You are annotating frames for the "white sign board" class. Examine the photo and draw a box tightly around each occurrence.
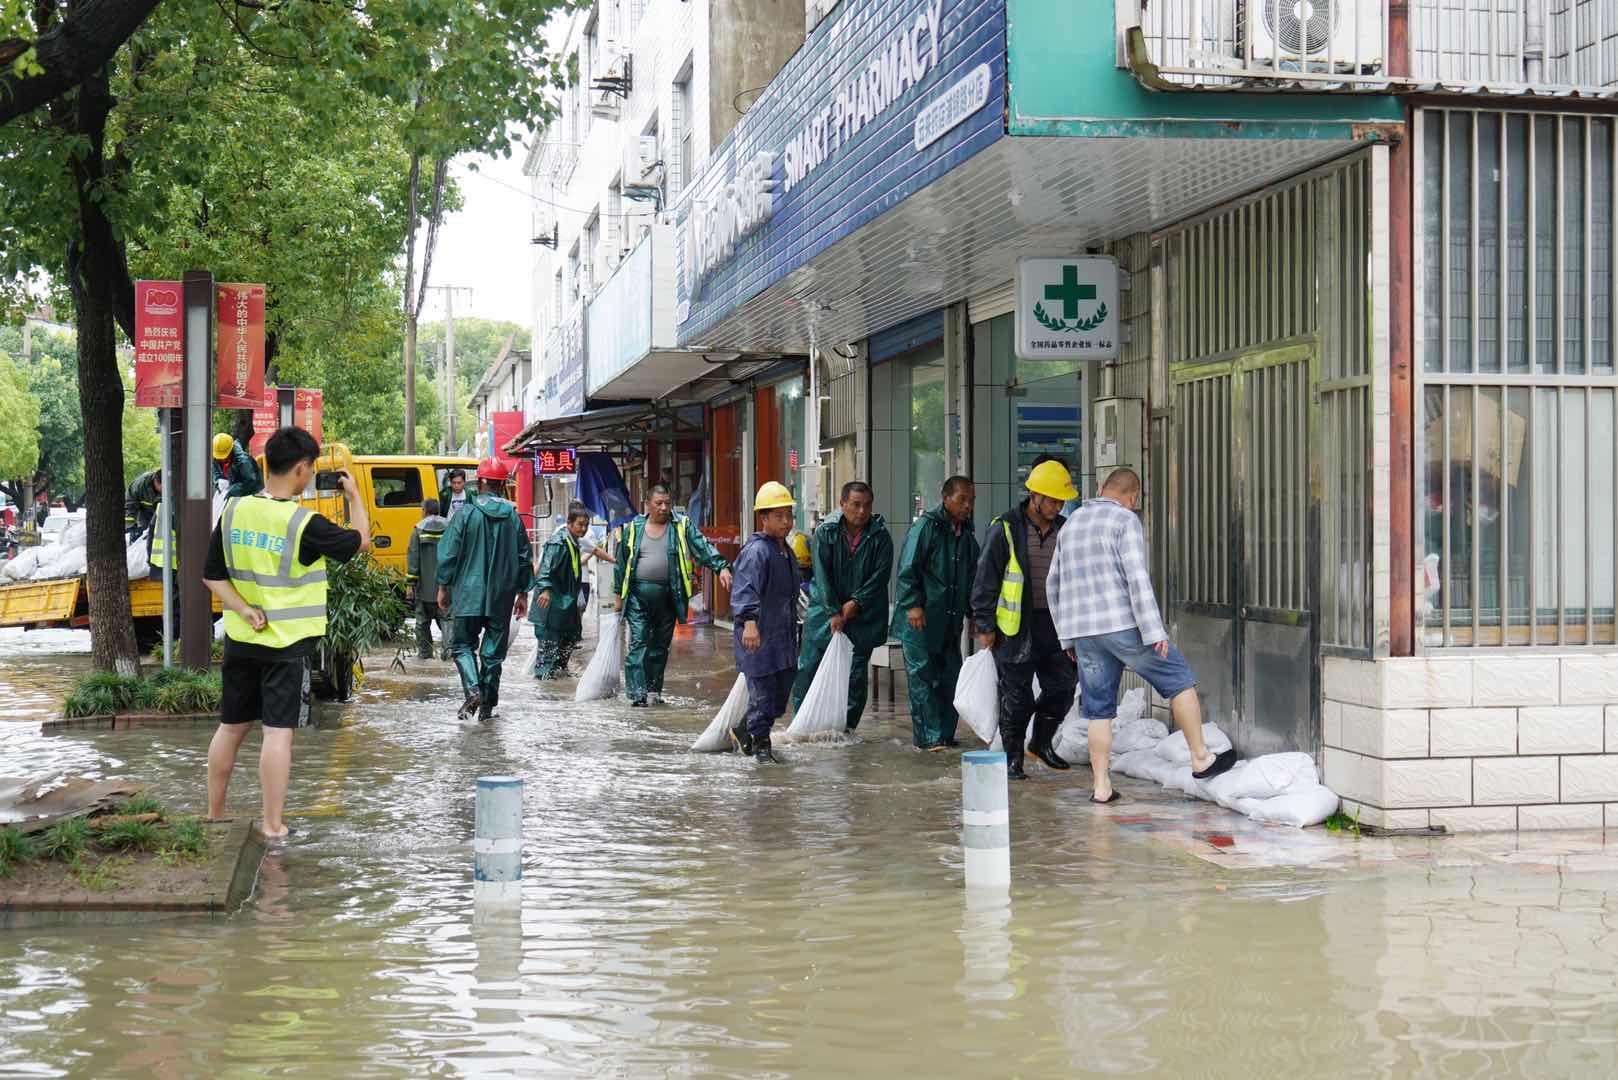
[1015,256,1119,361]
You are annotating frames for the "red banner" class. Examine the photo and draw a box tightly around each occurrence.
[215,283,267,409]
[248,401,279,457]
[492,411,524,465]
[294,388,323,443]
[133,280,183,408]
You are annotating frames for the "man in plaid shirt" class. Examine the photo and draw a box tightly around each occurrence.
[1048,467,1236,802]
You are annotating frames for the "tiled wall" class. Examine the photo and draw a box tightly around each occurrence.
[1323,654,1618,831]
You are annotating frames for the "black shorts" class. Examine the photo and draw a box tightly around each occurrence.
[221,652,312,729]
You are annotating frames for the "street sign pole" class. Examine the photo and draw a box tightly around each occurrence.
[159,408,174,669]
[180,270,215,670]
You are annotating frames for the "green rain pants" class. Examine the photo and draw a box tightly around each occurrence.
[791,638,873,731]
[624,580,678,702]
[451,615,512,713]
[532,625,581,679]
[900,637,962,748]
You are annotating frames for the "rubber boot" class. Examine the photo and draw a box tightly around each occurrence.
[754,736,780,764]
[1006,752,1028,781]
[729,722,754,755]
[1029,743,1071,770]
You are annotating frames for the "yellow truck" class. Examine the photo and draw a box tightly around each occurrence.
[0,575,219,649]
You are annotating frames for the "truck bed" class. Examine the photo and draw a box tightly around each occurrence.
[0,575,215,629]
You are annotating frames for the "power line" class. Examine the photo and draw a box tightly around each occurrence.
[461,164,659,219]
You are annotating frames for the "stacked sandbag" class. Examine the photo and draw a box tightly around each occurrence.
[1109,738,1338,828]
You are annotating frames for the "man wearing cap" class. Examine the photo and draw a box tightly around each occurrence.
[436,458,532,723]
[612,482,732,707]
[213,434,264,499]
[728,481,802,763]
[970,459,1080,781]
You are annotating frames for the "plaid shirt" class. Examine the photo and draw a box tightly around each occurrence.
[1047,496,1167,646]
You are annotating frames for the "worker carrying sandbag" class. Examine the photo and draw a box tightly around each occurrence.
[728,481,803,764]
[969,457,1080,781]
[529,501,591,679]
[889,476,980,751]
[790,481,892,734]
[213,433,264,499]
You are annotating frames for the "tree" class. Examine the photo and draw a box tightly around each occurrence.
[0,0,162,126]
[1,0,572,672]
[417,317,526,395]
[0,351,40,482]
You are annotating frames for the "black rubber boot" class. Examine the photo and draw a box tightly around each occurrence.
[1030,743,1071,770]
[729,722,754,755]
[753,736,781,764]
[457,691,481,723]
[1006,752,1028,781]
[630,698,649,708]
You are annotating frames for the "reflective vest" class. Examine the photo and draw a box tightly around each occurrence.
[220,494,328,648]
[149,525,175,570]
[995,518,1024,637]
[560,533,581,579]
[618,518,694,598]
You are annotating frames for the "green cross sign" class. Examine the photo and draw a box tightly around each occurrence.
[1043,264,1096,319]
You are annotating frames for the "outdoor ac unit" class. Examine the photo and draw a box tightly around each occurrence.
[1235,0,1383,73]
[531,206,554,242]
[636,135,661,179]
[590,87,621,120]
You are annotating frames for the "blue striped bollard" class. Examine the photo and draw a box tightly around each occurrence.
[961,751,1011,888]
[474,775,523,905]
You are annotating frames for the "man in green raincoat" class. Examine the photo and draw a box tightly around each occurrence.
[889,476,979,750]
[791,481,893,732]
[529,502,590,678]
[612,483,732,706]
[436,458,532,722]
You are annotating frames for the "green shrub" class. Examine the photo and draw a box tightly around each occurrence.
[95,818,161,853]
[149,671,221,714]
[115,793,165,818]
[62,671,146,718]
[161,817,209,859]
[38,817,91,862]
[0,825,37,875]
[62,669,222,718]
[325,552,410,656]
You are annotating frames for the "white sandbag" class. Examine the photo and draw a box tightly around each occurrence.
[953,649,999,746]
[785,631,852,740]
[1205,752,1319,804]
[48,547,86,579]
[1115,687,1147,723]
[125,539,150,580]
[2,549,39,580]
[1112,717,1170,755]
[60,521,87,550]
[212,489,226,526]
[26,547,66,581]
[987,718,1035,754]
[1052,717,1090,765]
[1235,784,1340,828]
[1155,722,1233,763]
[693,673,748,752]
[574,611,622,702]
[1110,748,1167,782]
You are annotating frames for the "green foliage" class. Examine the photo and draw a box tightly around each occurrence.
[159,817,208,861]
[0,352,41,482]
[1324,808,1362,837]
[62,671,147,717]
[38,817,91,862]
[95,817,161,852]
[62,669,221,717]
[115,793,165,818]
[324,552,410,656]
[0,825,37,876]
[416,318,527,400]
[69,856,121,891]
[149,670,222,714]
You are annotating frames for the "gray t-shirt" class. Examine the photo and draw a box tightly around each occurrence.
[636,527,670,583]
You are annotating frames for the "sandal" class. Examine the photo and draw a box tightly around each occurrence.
[1192,747,1239,781]
[1090,790,1123,805]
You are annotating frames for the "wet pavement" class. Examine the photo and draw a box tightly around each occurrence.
[5,620,1618,1076]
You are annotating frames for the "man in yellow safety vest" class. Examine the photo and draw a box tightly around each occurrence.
[203,425,370,842]
[970,459,1080,781]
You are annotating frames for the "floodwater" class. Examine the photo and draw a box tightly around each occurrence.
[5,623,1618,1076]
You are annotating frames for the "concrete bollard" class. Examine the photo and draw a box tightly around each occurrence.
[474,775,523,905]
[961,750,1011,888]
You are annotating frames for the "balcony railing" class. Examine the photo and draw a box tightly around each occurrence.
[1125,1,1618,97]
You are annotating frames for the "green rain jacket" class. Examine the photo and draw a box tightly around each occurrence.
[213,442,263,499]
[528,530,583,634]
[803,512,894,654]
[435,493,534,619]
[611,513,729,623]
[888,505,981,654]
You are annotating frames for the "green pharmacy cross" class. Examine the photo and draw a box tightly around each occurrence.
[1043,265,1096,320]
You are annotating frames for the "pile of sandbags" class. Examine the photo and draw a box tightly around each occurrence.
[2,522,91,583]
[1111,728,1338,827]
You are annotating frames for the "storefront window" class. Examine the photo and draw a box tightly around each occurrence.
[774,376,807,531]
[909,355,946,521]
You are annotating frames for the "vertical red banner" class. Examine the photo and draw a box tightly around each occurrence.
[133,280,184,408]
[294,388,323,443]
[215,283,267,409]
[248,402,279,457]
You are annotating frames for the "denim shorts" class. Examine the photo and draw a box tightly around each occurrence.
[1075,628,1197,720]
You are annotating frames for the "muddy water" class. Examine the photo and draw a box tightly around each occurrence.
[3,625,1618,1076]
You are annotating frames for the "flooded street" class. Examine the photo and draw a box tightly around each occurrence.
[5,625,1618,1076]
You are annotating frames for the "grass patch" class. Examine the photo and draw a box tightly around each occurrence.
[1324,807,1363,837]
[69,855,123,892]
[94,817,162,853]
[37,817,91,862]
[0,826,37,877]
[147,638,224,664]
[157,818,209,862]
[114,793,165,817]
[61,668,221,718]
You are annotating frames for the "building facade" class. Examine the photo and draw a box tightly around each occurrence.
[519,0,1618,830]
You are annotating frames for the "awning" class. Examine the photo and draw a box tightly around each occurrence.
[503,402,708,456]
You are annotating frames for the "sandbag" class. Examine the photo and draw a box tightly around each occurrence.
[1235,784,1340,828]
[1116,687,1147,723]
[574,612,622,702]
[2,549,40,581]
[785,631,852,740]
[1204,753,1318,804]
[1155,722,1233,763]
[60,521,87,550]
[50,547,86,579]
[1110,748,1166,782]
[1052,717,1089,765]
[125,539,150,581]
[693,673,747,752]
[1112,717,1170,755]
[953,649,999,746]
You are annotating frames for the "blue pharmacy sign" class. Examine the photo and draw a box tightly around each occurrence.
[674,0,1006,345]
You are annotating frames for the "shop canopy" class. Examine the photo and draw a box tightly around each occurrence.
[502,402,708,457]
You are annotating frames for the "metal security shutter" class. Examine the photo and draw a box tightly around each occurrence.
[967,280,1015,324]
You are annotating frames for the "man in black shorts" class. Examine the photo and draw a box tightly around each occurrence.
[203,426,370,841]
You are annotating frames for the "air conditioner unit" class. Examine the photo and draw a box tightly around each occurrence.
[635,135,661,179]
[530,207,556,247]
[590,87,621,120]
[1236,0,1383,74]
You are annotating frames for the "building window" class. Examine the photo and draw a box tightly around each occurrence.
[567,244,581,303]
[674,68,695,196]
[774,376,808,533]
[583,212,600,294]
[607,181,623,259]
[552,270,564,325]
[909,353,946,523]
[1419,108,1617,647]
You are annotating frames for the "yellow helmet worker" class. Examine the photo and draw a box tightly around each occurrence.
[1025,459,1078,502]
[212,433,236,460]
[788,530,812,569]
[753,481,795,510]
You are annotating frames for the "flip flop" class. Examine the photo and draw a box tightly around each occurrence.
[1192,747,1239,781]
[1090,790,1123,804]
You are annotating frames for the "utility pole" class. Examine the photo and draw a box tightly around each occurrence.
[424,285,473,453]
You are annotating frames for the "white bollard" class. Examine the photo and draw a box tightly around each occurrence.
[961,750,1011,888]
[474,775,523,905]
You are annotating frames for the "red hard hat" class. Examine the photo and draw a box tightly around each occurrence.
[476,457,509,482]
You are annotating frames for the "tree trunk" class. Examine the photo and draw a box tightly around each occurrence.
[0,0,162,126]
[404,317,418,453]
[65,61,140,675]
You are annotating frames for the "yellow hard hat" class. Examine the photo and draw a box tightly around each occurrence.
[789,530,812,568]
[754,480,795,510]
[212,433,235,460]
[1026,460,1077,502]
